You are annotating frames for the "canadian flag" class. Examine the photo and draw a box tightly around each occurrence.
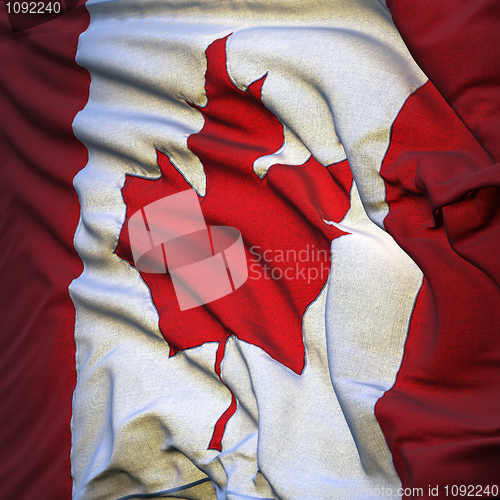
[0,1,498,499]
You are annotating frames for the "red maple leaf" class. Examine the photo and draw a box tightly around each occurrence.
[116,35,353,450]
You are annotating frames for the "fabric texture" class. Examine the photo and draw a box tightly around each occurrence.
[0,1,498,499]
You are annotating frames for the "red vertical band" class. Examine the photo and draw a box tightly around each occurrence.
[0,3,89,499]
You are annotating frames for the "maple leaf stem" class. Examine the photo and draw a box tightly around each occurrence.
[208,337,237,451]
